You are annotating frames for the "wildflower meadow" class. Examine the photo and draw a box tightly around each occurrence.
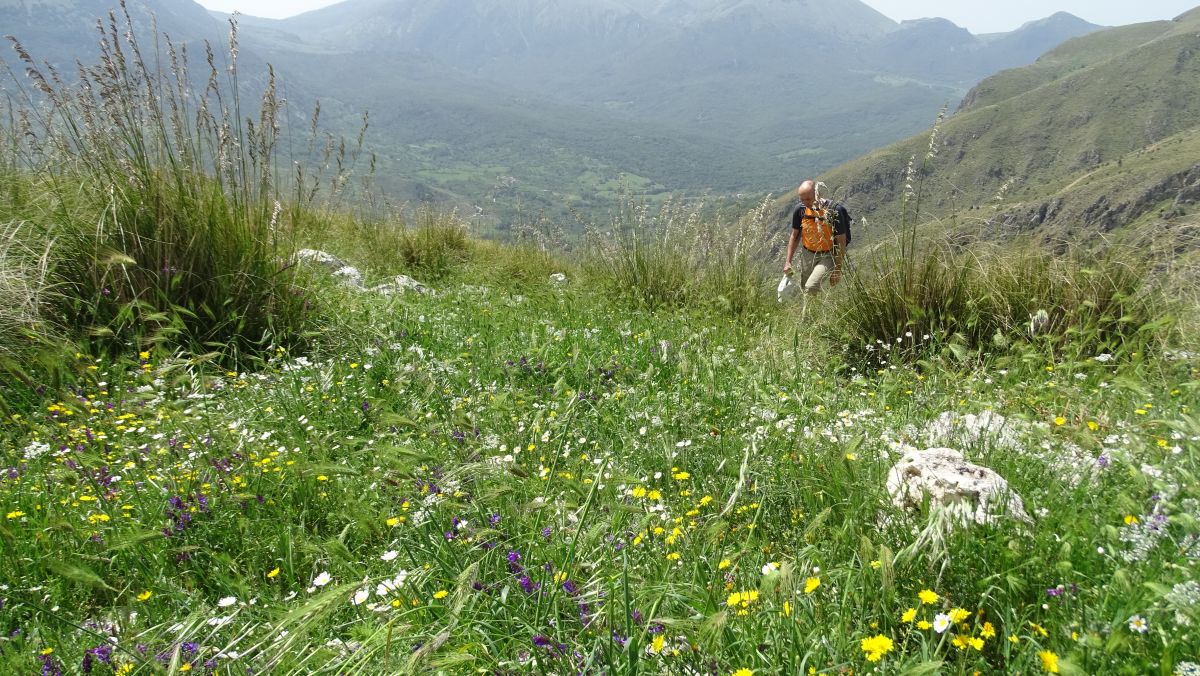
[2,275,1198,674]
[2,11,1199,676]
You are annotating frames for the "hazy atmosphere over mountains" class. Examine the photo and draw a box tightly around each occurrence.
[2,0,1182,231]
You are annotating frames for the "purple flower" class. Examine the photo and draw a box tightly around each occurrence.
[507,550,521,564]
[361,401,370,413]
[541,526,552,538]
[1046,587,1064,597]
[39,654,63,676]
[1097,455,1110,468]
[519,576,539,594]
[489,513,501,526]
[532,635,551,648]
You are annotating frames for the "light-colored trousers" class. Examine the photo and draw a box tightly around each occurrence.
[795,250,836,293]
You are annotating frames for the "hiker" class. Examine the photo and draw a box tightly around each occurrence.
[783,180,849,294]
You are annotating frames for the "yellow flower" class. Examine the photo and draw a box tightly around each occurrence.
[651,635,666,654]
[667,552,681,561]
[952,634,970,650]
[316,475,328,482]
[1030,622,1049,637]
[1039,650,1059,674]
[673,471,690,481]
[1125,515,1140,525]
[869,560,881,569]
[433,590,449,600]
[1054,416,1066,426]
[901,608,917,623]
[40,648,54,656]
[804,577,820,594]
[647,489,662,501]
[949,607,971,624]
[782,600,792,617]
[137,590,152,602]
[860,634,895,662]
[917,620,932,630]
[387,517,400,527]
[117,664,134,675]
[632,487,647,498]
[968,636,984,651]
[981,621,996,639]
[267,567,280,579]
[180,664,192,673]
[6,510,25,520]
[1087,421,1099,431]
[718,559,732,570]
[918,589,938,605]
[726,590,759,609]
[732,670,754,676]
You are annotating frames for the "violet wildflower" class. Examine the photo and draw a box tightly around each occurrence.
[39,654,63,676]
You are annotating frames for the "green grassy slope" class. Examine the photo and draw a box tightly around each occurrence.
[816,11,1200,243]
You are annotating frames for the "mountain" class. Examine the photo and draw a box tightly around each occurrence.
[816,8,1200,245]
[0,0,222,60]
[232,0,1100,219]
[3,0,1105,228]
[864,12,1103,88]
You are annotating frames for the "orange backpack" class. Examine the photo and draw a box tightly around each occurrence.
[799,205,834,253]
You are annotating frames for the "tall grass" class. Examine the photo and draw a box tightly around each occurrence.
[0,5,325,363]
[583,196,777,318]
[830,115,1176,368]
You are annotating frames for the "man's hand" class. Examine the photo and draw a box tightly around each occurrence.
[829,269,842,287]
[784,261,794,276]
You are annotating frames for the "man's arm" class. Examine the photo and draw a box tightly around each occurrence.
[785,228,800,274]
[830,233,848,286]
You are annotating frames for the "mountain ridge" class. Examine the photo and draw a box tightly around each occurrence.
[813,11,1200,246]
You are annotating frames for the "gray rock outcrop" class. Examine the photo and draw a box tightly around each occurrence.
[886,448,1031,526]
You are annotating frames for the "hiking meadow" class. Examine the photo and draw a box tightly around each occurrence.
[3,11,1200,676]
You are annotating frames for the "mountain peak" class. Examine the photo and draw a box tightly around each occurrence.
[1018,11,1100,30]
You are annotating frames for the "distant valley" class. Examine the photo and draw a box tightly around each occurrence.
[2,0,1105,230]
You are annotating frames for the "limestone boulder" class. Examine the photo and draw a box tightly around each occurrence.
[294,249,364,289]
[886,448,1031,526]
[372,275,431,296]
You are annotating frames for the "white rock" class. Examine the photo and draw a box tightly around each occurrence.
[925,411,1021,450]
[886,448,1030,526]
[372,275,430,296]
[549,272,568,287]
[293,249,364,289]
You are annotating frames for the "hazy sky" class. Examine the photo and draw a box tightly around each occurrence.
[195,0,1199,32]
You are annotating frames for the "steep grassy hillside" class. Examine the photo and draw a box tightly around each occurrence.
[817,10,1200,245]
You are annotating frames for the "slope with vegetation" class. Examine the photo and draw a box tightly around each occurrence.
[2,10,1199,676]
[820,8,1200,249]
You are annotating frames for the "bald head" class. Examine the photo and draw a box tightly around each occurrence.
[797,180,816,207]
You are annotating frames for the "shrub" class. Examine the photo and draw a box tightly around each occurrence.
[395,208,472,281]
[1,11,328,362]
